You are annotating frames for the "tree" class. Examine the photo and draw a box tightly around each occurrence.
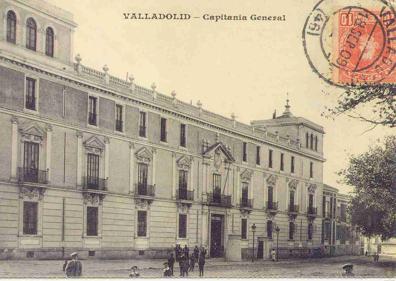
[339,136,396,239]
[325,84,396,128]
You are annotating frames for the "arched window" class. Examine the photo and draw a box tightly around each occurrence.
[6,11,17,44]
[45,27,54,57]
[26,18,37,51]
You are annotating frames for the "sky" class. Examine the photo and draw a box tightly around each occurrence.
[48,0,394,194]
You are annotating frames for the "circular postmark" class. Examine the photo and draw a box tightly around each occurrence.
[302,0,396,87]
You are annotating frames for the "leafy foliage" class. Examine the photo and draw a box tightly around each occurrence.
[325,84,396,128]
[339,136,396,239]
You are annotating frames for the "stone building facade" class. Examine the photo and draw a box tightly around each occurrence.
[0,0,327,260]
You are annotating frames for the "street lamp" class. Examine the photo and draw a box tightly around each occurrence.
[275,226,280,262]
[251,223,257,262]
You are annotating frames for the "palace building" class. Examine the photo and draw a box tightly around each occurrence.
[0,0,329,260]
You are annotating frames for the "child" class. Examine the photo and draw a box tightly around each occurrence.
[163,262,171,277]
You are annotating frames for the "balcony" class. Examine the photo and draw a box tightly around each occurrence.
[239,198,253,209]
[288,204,299,214]
[176,189,194,201]
[82,176,107,191]
[134,183,155,197]
[17,167,48,185]
[88,112,97,126]
[206,193,232,208]
[266,201,278,214]
[307,206,317,218]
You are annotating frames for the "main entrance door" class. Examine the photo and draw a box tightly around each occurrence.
[257,241,264,259]
[210,214,224,257]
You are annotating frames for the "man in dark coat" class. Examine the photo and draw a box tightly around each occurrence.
[198,251,206,277]
[178,254,185,276]
[167,253,175,276]
[183,245,189,258]
[194,246,200,260]
[65,252,82,277]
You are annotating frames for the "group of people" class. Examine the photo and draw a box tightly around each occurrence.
[163,245,207,277]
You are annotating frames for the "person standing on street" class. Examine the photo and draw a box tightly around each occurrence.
[198,250,206,277]
[183,245,189,259]
[168,253,175,276]
[271,249,276,261]
[65,252,82,277]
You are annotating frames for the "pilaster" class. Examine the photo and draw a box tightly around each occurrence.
[10,117,18,180]
[76,131,83,186]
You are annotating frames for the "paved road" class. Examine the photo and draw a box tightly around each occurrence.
[0,255,395,278]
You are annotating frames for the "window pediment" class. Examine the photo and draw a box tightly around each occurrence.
[19,123,46,143]
[287,178,299,190]
[307,183,317,194]
[265,174,278,186]
[177,155,192,170]
[240,169,253,182]
[84,136,105,155]
[135,147,152,163]
[202,141,235,163]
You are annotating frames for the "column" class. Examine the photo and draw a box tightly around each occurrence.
[190,158,194,191]
[235,167,240,205]
[104,137,110,179]
[202,162,207,195]
[172,152,176,198]
[129,143,135,194]
[10,117,18,180]
[201,209,209,247]
[46,125,52,182]
[76,131,83,186]
[152,148,156,186]
[249,172,253,200]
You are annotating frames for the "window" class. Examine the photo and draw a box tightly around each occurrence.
[6,11,17,44]
[242,142,247,162]
[308,193,314,208]
[115,104,123,132]
[256,146,260,165]
[160,118,167,142]
[178,214,187,238]
[213,173,221,203]
[289,221,295,240]
[25,77,36,111]
[268,186,274,204]
[137,211,147,237]
[26,18,37,51]
[179,170,188,190]
[267,220,273,239]
[241,182,249,203]
[308,223,313,240]
[241,218,247,239]
[306,132,309,148]
[137,163,148,194]
[88,96,97,126]
[86,206,98,236]
[268,149,273,168]
[45,27,54,57]
[87,153,99,189]
[280,153,284,171]
[291,156,295,173]
[139,111,147,137]
[23,142,39,182]
[324,221,331,240]
[314,136,318,151]
[23,201,38,235]
[289,190,295,209]
[310,162,314,178]
[180,124,186,147]
[310,134,314,149]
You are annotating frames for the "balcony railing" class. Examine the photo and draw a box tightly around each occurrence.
[17,167,48,184]
[82,176,107,191]
[207,193,232,208]
[266,201,278,212]
[288,204,299,213]
[135,183,155,197]
[88,112,97,126]
[115,120,123,132]
[240,198,253,209]
[307,206,317,216]
[176,189,194,201]
[139,126,146,137]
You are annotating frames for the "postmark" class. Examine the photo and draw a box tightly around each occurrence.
[302,0,396,87]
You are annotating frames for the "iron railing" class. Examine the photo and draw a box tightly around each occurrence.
[82,176,107,190]
[307,206,317,216]
[17,167,48,184]
[266,201,278,211]
[207,193,232,208]
[176,189,194,201]
[240,198,253,209]
[135,183,155,197]
[288,204,299,213]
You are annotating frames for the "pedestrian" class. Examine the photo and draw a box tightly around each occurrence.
[65,252,82,277]
[175,244,180,262]
[200,246,207,257]
[129,266,140,278]
[189,253,195,272]
[183,245,189,259]
[374,252,380,262]
[167,253,175,276]
[178,254,185,276]
[62,259,68,272]
[163,262,172,277]
[198,251,206,277]
[194,245,200,260]
[271,249,276,261]
[342,264,354,277]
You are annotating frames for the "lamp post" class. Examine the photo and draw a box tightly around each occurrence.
[275,226,280,262]
[251,223,256,262]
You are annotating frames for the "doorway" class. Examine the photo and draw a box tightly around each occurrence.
[257,241,264,259]
[210,214,224,257]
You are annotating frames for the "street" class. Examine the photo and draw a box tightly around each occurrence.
[0,255,395,278]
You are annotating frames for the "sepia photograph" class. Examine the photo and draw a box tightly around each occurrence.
[0,0,395,278]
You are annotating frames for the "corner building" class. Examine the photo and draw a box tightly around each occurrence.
[0,0,325,260]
